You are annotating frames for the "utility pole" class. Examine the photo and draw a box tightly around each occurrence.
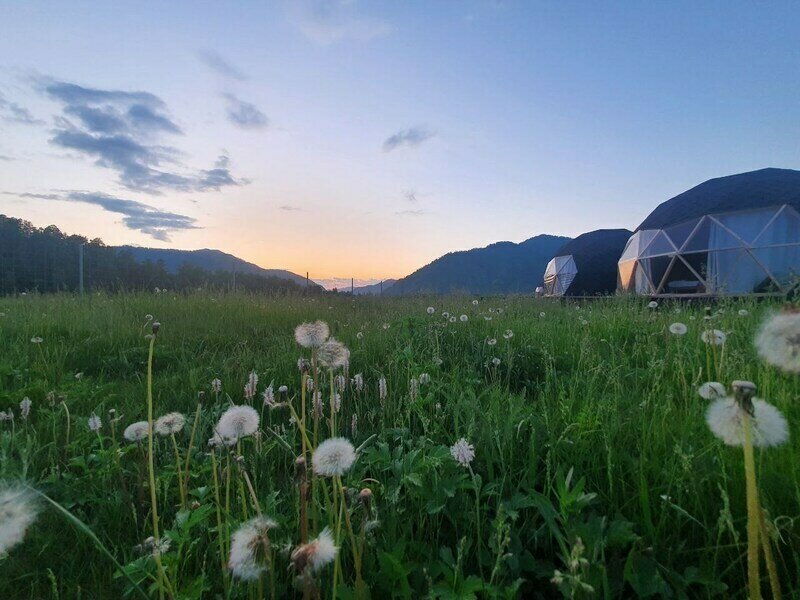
[306,272,309,288]
[380,280,383,295]
[351,278,354,295]
[78,243,85,295]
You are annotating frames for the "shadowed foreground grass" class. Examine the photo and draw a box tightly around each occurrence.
[0,292,798,598]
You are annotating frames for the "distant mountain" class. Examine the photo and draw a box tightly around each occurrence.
[386,234,571,295]
[352,279,396,295]
[116,246,319,289]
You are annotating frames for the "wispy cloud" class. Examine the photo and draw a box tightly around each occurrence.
[0,92,43,125]
[5,189,199,241]
[197,49,247,81]
[278,204,302,211]
[383,127,435,152]
[395,209,426,216]
[223,93,268,129]
[0,155,14,161]
[289,0,391,45]
[43,80,245,194]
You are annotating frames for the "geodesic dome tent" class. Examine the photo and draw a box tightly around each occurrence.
[618,168,800,296]
[544,229,632,296]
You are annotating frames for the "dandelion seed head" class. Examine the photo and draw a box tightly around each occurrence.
[211,378,222,393]
[701,329,727,346]
[123,421,149,442]
[317,338,350,370]
[706,397,789,447]
[648,301,659,309]
[294,320,330,348]
[228,516,277,581]
[755,311,800,373]
[419,373,431,385]
[216,405,259,441]
[459,314,468,322]
[154,412,185,436]
[503,330,514,339]
[291,527,338,573]
[487,338,497,346]
[278,385,288,394]
[450,438,475,467]
[312,438,356,477]
[427,306,435,315]
[30,336,43,344]
[669,322,688,336]
[739,309,749,316]
[491,357,501,366]
[0,484,39,556]
[88,413,102,432]
[698,382,727,400]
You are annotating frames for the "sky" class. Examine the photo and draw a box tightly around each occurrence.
[1,1,799,287]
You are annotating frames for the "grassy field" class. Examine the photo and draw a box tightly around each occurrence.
[0,292,798,599]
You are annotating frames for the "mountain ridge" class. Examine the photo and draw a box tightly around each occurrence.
[386,234,571,295]
[116,246,318,289]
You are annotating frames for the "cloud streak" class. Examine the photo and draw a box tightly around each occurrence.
[224,93,269,129]
[383,127,435,152]
[290,0,391,45]
[43,80,245,194]
[5,189,199,241]
[0,92,43,125]
[198,49,247,81]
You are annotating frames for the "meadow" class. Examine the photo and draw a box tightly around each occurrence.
[0,292,798,599]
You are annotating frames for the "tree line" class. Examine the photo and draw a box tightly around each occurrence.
[0,215,319,296]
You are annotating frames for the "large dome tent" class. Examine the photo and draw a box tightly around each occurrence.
[543,229,632,296]
[618,168,800,296]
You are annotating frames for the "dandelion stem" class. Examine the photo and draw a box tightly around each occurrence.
[210,449,229,591]
[182,400,203,499]
[741,412,762,600]
[170,432,187,509]
[758,505,782,600]
[145,331,173,599]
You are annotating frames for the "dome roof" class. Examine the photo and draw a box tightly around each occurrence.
[637,168,800,231]
[548,228,631,295]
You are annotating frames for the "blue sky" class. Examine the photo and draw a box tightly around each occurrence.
[1,1,798,285]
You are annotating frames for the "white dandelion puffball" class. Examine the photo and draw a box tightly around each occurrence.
[30,336,43,344]
[0,484,39,556]
[278,385,288,393]
[356,331,364,340]
[701,329,727,346]
[460,314,468,322]
[88,413,102,432]
[123,421,149,442]
[228,516,277,581]
[317,338,350,369]
[216,405,260,441]
[291,527,338,573]
[706,397,789,447]
[472,299,479,306]
[419,373,431,385]
[427,306,435,315]
[442,311,450,318]
[739,309,749,316]
[697,382,727,400]
[450,438,475,467]
[155,412,186,436]
[382,323,390,330]
[503,330,514,339]
[648,301,659,309]
[539,312,546,318]
[487,338,497,346]
[312,437,356,477]
[294,320,330,348]
[491,357,501,366]
[211,378,222,393]
[449,316,456,323]
[669,322,688,336]
[755,311,800,373]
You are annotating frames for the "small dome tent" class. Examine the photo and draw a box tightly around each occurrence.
[543,229,632,296]
[618,168,800,296]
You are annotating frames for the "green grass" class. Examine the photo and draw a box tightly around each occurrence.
[0,292,798,598]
